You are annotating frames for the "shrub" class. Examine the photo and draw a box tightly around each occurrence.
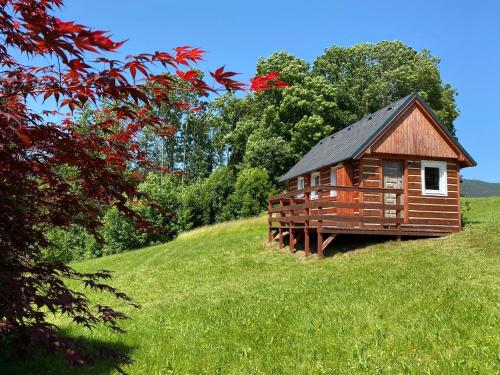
[228,167,274,217]
[43,226,102,262]
[243,128,294,183]
[178,166,236,228]
[101,207,147,255]
[136,173,183,243]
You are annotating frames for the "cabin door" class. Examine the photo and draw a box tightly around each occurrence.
[382,160,403,218]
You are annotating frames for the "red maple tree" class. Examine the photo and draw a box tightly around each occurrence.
[0,0,286,370]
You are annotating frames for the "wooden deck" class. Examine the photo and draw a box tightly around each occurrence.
[267,184,450,258]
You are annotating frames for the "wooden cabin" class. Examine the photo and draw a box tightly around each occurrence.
[267,92,476,257]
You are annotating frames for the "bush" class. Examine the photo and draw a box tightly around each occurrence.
[178,166,236,228]
[44,226,102,262]
[43,167,272,262]
[101,207,147,255]
[101,173,185,255]
[137,173,183,242]
[228,167,274,217]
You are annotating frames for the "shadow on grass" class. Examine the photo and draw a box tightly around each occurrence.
[323,234,415,257]
[278,231,424,258]
[0,331,135,375]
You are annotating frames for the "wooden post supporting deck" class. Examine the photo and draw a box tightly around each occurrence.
[267,200,273,243]
[317,231,323,258]
[396,191,402,242]
[317,200,323,258]
[289,196,295,253]
[304,191,310,256]
[278,198,284,248]
[304,228,309,256]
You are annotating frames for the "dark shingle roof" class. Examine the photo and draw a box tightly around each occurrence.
[278,93,475,182]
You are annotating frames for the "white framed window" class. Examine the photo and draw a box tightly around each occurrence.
[330,166,338,197]
[296,176,304,198]
[421,160,447,196]
[311,172,320,200]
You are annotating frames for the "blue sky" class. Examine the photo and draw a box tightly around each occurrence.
[62,0,499,182]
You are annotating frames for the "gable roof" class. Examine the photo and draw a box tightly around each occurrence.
[278,93,476,182]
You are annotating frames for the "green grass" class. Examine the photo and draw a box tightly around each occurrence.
[2,198,500,374]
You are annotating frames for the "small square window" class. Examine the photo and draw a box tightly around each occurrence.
[421,161,447,196]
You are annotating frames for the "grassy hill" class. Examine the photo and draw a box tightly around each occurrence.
[462,179,500,197]
[2,198,500,374]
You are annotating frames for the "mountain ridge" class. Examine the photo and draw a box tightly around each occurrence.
[461,179,500,197]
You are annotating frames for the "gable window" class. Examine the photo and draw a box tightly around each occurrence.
[296,176,305,198]
[311,172,321,199]
[330,166,338,197]
[421,160,447,196]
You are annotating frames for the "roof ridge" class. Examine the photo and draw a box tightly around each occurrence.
[316,92,416,144]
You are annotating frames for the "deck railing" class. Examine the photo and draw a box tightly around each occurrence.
[267,184,405,256]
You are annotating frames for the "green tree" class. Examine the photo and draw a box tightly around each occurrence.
[312,41,458,133]
[217,42,459,185]
[101,207,147,255]
[44,226,101,262]
[178,166,236,228]
[228,168,274,217]
[243,128,294,183]
[136,173,184,242]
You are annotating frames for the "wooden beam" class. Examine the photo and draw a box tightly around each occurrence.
[318,228,449,236]
[294,231,303,246]
[322,234,336,251]
[268,184,404,202]
[317,201,323,258]
[274,201,404,212]
[289,196,295,252]
[304,229,310,256]
[278,198,284,248]
[457,167,462,229]
[317,230,323,259]
[305,190,310,256]
[271,215,404,224]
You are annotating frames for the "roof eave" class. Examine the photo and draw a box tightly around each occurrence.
[413,94,477,167]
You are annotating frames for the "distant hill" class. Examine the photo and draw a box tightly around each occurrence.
[461,179,500,197]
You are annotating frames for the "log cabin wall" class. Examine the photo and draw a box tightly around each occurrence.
[355,102,463,233]
[405,159,461,232]
[359,156,383,228]
[284,158,461,234]
[358,155,461,232]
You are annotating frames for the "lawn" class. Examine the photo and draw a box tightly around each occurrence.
[1,198,499,374]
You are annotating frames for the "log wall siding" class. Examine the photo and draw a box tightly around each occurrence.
[371,103,459,159]
[359,157,383,228]
[405,159,460,231]
[285,157,461,234]
[358,155,461,232]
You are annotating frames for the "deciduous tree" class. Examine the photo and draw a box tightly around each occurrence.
[0,0,283,370]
